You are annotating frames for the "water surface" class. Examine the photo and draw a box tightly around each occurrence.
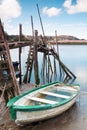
[10,45,87,91]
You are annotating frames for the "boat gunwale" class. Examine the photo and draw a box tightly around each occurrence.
[13,94,79,111]
[7,82,58,107]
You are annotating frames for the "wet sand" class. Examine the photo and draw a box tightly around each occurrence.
[0,84,87,130]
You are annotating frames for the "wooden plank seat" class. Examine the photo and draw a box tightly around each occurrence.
[24,95,58,105]
[40,91,70,99]
[54,86,77,92]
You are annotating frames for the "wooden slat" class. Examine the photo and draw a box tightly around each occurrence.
[25,96,58,104]
[55,86,77,92]
[40,91,70,99]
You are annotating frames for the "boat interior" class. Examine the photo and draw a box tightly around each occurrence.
[14,84,79,106]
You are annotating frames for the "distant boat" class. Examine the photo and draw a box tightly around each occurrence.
[7,82,80,125]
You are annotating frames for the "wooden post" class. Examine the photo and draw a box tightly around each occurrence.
[41,53,46,84]
[37,4,45,37]
[55,30,59,55]
[19,47,22,85]
[48,54,50,83]
[55,30,62,79]
[31,16,34,39]
[34,30,40,86]
[19,24,22,85]
[19,24,22,41]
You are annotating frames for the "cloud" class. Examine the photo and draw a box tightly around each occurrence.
[0,0,21,21]
[4,20,18,34]
[42,7,61,17]
[63,0,87,14]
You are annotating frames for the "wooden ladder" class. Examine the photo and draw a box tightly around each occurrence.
[0,49,10,82]
[0,19,20,102]
[23,44,34,83]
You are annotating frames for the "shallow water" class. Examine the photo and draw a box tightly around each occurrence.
[8,45,87,129]
[10,45,87,91]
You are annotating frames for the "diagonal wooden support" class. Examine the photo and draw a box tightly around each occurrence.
[0,19,20,96]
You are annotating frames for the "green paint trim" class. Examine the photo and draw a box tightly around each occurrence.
[10,106,17,120]
[10,94,79,120]
[13,93,78,111]
[7,81,58,107]
[7,82,80,120]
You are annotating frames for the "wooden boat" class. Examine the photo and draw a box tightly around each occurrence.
[7,82,80,125]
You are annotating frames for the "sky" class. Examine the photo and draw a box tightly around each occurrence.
[0,0,87,39]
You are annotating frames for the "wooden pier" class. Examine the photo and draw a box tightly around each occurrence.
[0,6,77,103]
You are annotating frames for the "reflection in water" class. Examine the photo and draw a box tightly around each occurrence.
[75,67,87,84]
[10,45,87,130]
[40,48,76,84]
[10,45,87,90]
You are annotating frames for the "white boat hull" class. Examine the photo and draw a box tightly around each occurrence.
[7,82,80,125]
[15,95,78,125]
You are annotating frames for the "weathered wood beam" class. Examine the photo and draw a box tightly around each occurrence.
[34,30,40,86]
[19,47,22,85]
[0,19,20,95]
[19,24,22,41]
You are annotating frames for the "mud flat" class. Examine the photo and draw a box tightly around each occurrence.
[0,84,87,130]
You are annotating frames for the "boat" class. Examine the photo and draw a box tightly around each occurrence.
[7,82,80,125]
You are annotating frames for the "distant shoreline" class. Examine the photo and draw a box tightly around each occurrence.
[49,40,87,45]
[1,40,87,50]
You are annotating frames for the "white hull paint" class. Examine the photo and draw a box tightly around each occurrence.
[15,95,78,125]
